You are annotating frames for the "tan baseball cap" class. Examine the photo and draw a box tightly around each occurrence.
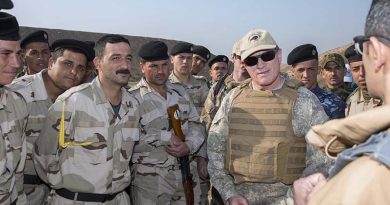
[239,29,278,60]
[232,39,242,56]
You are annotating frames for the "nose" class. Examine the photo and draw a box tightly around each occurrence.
[10,54,21,69]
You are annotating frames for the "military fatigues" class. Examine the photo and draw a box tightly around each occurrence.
[345,87,381,117]
[129,78,204,205]
[8,70,51,205]
[33,78,140,205]
[0,86,28,205]
[208,78,333,204]
[311,85,346,119]
[201,74,240,132]
[323,84,353,102]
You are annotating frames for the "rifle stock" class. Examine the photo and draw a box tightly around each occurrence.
[167,104,194,205]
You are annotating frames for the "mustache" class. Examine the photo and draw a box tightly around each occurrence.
[116,69,130,74]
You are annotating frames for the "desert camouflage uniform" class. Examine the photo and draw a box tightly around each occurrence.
[323,84,353,102]
[129,78,204,205]
[345,87,382,117]
[33,78,140,205]
[311,85,346,119]
[0,86,28,205]
[207,77,333,204]
[201,74,240,132]
[168,73,209,115]
[8,70,51,205]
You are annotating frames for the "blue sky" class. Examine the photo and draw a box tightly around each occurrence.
[9,0,371,63]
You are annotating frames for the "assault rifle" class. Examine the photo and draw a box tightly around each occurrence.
[167,104,194,205]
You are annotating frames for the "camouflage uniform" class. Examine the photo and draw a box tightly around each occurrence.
[311,85,346,119]
[0,86,28,205]
[345,87,382,116]
[201,74,240,132]
[207,78,333,204]
[168,73,209,115]
[323,83,353,102]
[129,78,204,205]
[8,70,51,205]
[33,78,140,205]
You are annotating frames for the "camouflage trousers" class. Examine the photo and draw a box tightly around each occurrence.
[44,190,130,205]
[24,184,50,205]
[131,162,201,205]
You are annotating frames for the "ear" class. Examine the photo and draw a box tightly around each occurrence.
[369,37,386,73]
[47,57,54,71]
[208,69,212,77]
[139,62,145,74]
[277,48,282,64]
[93,57,100,71]
[170,56,174,64]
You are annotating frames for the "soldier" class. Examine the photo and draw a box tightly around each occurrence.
[191,45,210,75]
[19,30,50,77]
[207,28,333,205]
[201,40,250,131]
[82,40,98,83]
[33,34,140,205]
[208,55,229,86]
[130,40,204,205]
[320,53,353,101]
[168,42,209,115]
[0,12,28,205]
[8,39,93,205]
[288,44,346,119]
[344,44,381,116]
[293,1,390,204]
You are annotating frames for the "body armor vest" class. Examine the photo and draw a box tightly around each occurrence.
[226,81,306,184]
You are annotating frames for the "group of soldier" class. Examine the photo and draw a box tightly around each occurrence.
[1,0,390,205]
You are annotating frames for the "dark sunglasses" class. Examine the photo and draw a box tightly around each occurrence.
[243,48,278,66]
[353,35,369,55]
[353,35,390,55]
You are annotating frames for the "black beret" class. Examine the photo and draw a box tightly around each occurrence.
[287,44,318,65]
[0,12,19,40]
[170,42,193,56]
[192,45,211,61]
[208,55,229,67]
[0,0,13,10]
[138,41,169,61]
[51,39,93,62]
[344,44,362,63]
[84,41,95,61]
[21,30,49,48]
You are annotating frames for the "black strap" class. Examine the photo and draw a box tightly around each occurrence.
[55,188,119,203]
[10,199,17,205]
[24,174,43,185]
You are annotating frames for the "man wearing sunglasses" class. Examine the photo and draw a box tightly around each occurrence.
[320,53,353,102]
[344,44,381,116]
[293,1,390,204]
[207,29,332,205]
[288,44,346,119]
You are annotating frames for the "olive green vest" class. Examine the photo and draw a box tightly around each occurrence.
[225,80,306,184]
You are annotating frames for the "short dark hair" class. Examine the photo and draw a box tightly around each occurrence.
[95,34,130,58]
[51,47,87,63]
[365,0,390,45]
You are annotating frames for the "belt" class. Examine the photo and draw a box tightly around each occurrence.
[55,188,119,203]
[24,174,43,185]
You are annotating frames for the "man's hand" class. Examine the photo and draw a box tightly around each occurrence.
[228,194,249,205]
[195,157,209,180]
[293,173,327,205]
[165,134,190,157]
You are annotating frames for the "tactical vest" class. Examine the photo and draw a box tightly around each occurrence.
[225,81,306,184]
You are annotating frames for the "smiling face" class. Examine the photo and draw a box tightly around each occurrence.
[48,49,87,91]
[0,40,21,85]
[23,41,50,74]
[244,48,282,90]
[96,42,132,87]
